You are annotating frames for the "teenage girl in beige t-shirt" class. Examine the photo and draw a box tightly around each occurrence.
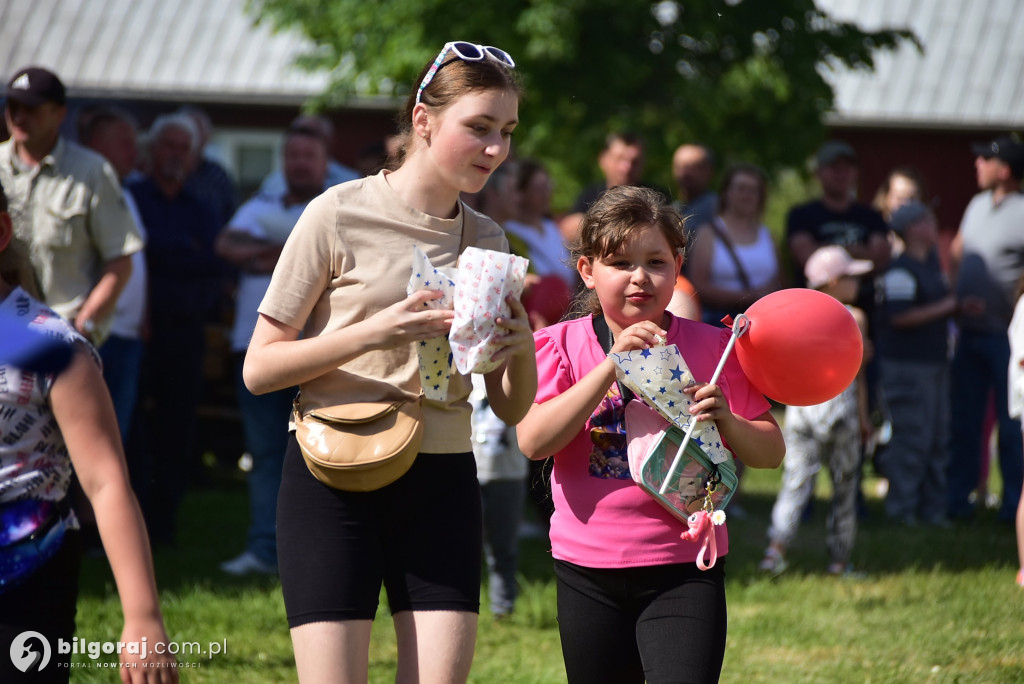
[242,43,537,683]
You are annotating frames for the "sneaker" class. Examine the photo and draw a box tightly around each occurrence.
[220,551,277,576]
[758,548,787,575]
[874,478,890,498]
[1016,569,1024,588]
[827,562,866,580]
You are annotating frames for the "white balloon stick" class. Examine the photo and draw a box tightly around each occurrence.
[658,315,750,495]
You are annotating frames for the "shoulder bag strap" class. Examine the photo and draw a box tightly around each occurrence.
[592,314,636,404]
[708,217,753,291]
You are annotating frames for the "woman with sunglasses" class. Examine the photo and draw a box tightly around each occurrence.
[243,42,536,682]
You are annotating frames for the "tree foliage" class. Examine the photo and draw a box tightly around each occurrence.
[248,0,917,208]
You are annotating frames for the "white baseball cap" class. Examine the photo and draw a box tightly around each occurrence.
[804,245,873,289]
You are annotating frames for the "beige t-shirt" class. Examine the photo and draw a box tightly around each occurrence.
[259,170,509,454]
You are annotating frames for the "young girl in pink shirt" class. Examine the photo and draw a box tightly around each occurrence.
[517,185,785,683]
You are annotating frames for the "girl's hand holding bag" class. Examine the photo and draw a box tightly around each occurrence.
[623,399,734,570]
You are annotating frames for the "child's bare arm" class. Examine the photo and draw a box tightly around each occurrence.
[518,320,666,460]
[50,347,178,682]
[517,356,619,460]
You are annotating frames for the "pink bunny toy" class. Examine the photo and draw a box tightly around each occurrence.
[679,511,718,570]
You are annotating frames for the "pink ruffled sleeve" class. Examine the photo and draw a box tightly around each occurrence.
[533,327,574,404]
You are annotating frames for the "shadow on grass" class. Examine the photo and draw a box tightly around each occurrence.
[79,465,1017,601]
[722,489,1016,582]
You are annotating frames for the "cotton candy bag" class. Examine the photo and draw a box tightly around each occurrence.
[407,246,458,400]
[450,246,529,374]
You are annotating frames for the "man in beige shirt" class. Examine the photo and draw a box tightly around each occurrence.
[1,66,142,345]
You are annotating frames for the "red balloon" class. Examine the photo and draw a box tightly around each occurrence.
[735,288,863,406]
[521,274,572,329]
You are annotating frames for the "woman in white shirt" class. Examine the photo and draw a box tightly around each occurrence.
[688,163,784,326]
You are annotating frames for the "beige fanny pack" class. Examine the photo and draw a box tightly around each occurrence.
[293,395,424,492]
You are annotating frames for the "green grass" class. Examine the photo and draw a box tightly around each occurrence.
[71,461,1023,683]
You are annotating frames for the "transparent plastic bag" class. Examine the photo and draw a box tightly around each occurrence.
[625,400,736,523]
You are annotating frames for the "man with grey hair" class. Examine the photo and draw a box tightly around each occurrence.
[178,104,239,228]
[126,112,229,546]
[0,65,142,346]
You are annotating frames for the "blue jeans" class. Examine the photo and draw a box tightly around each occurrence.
[948,329,1024,520]
[99,334,144,441]
[480,478,525,615]
[235,356,295,565]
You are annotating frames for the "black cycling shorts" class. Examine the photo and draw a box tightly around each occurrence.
[277,435,483,627]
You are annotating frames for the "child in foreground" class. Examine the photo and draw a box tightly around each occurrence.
[517,185,785,684]
[0,183,177,683]
[760,245,872,577]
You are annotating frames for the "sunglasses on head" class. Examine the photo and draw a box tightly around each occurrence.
[415,41,516,105]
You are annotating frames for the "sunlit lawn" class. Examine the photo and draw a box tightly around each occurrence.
[72,456,1022,682]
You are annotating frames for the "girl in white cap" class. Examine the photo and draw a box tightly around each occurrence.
[760,245,872,577]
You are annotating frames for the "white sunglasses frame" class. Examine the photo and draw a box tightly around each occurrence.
[415,41,516,106]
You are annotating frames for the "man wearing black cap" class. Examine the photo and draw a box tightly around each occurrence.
[785,141,891,521]
[0,65,142,346]
[947,135,1024,523]
[786,140,891,284]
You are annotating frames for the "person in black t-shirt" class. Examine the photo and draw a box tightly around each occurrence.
[786,141,890,288]
[786,140,890,521]
[558,132,646,243]
[876,202,956,526]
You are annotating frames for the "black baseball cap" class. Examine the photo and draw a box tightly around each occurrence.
[4,66,66,107]
[889,201,931,236]
[971,135,1024,179]
[815,140,858,168]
